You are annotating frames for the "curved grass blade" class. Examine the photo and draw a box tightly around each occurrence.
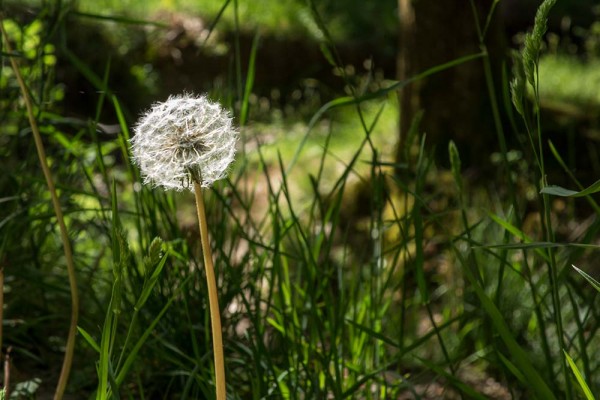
[482,242,600,250]
[541,179,600,198]
[72,11,168,27]
[486,212,550,262]
[77,327,101,353]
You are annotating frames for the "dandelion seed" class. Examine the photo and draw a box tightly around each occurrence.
[130,93,238,190]
[129,92,234,399]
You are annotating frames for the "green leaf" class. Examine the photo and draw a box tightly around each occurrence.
[72,11,168,27]
[240,31,260,127]
[564,350,596,400]
[115,277,191,387]
[266,317,285,334]
[487,212,550,262]
[77,326,101,353]
[541,179,600,197]
[413,136,429,303]
[462,254,556,400]
[498,353,526,383]
[572,264,600,292]
[97,307,113,400]
[482,242,600,251]
[345,318,399,348]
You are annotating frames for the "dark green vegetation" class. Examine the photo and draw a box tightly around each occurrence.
[1,0,600,399]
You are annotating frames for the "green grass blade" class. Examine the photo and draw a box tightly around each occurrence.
[487,212,550,262]
[77,326,101,353]
[498,353,526,385]
[72,11,168,27]
[462,254,556,400]
[482,242,600,250]
[571,264,600,292]
[564,350,596,400]
[541,179,600,197]
[115,277,191,386]
[61,47,112,96]
[413,136,429,303]
[98,183,126,400]
[203,0,232,45]
[97,309,113,400]
[240,31,260,126]
[547,140,600,213]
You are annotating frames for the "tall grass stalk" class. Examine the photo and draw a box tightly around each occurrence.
[470,0,556,387]
[511,0,572,397]
[0,18,79,400]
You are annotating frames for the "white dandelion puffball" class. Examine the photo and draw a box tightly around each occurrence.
[131,93,238,190]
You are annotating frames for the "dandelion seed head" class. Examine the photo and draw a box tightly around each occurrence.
[130,93,238,190]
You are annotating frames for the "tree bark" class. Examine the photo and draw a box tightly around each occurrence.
[396,0,504,165]
[396,0,417,165]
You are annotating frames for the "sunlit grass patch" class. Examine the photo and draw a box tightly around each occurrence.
[71,0,307,34]
[242,95,398,196]
[538,55,600,115]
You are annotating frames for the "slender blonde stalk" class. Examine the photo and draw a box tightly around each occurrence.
[193,180,226,400]
[1,19,79,400]
[130,93,236,398]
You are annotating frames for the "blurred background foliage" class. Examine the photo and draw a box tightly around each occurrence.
[2,0,600,398]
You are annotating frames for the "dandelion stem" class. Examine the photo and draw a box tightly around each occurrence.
[1,19,79,400]
[193,180,226,400]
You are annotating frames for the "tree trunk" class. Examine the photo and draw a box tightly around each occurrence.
[396,0,505,166]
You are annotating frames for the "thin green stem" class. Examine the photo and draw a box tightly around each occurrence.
[193,181,226,400]
[115,311,139,372]
[1,19,79,400]
[533,55,572,400]
[0,265,3,361]
[469,0,519,215]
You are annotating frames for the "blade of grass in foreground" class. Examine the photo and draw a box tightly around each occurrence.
[459,249,556,400]
[541,179,600,197]
[571,265,600,292]
[547,140,600,214]
[77,327,101,353]
[97,182,128,400]
[564,350,595,400]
